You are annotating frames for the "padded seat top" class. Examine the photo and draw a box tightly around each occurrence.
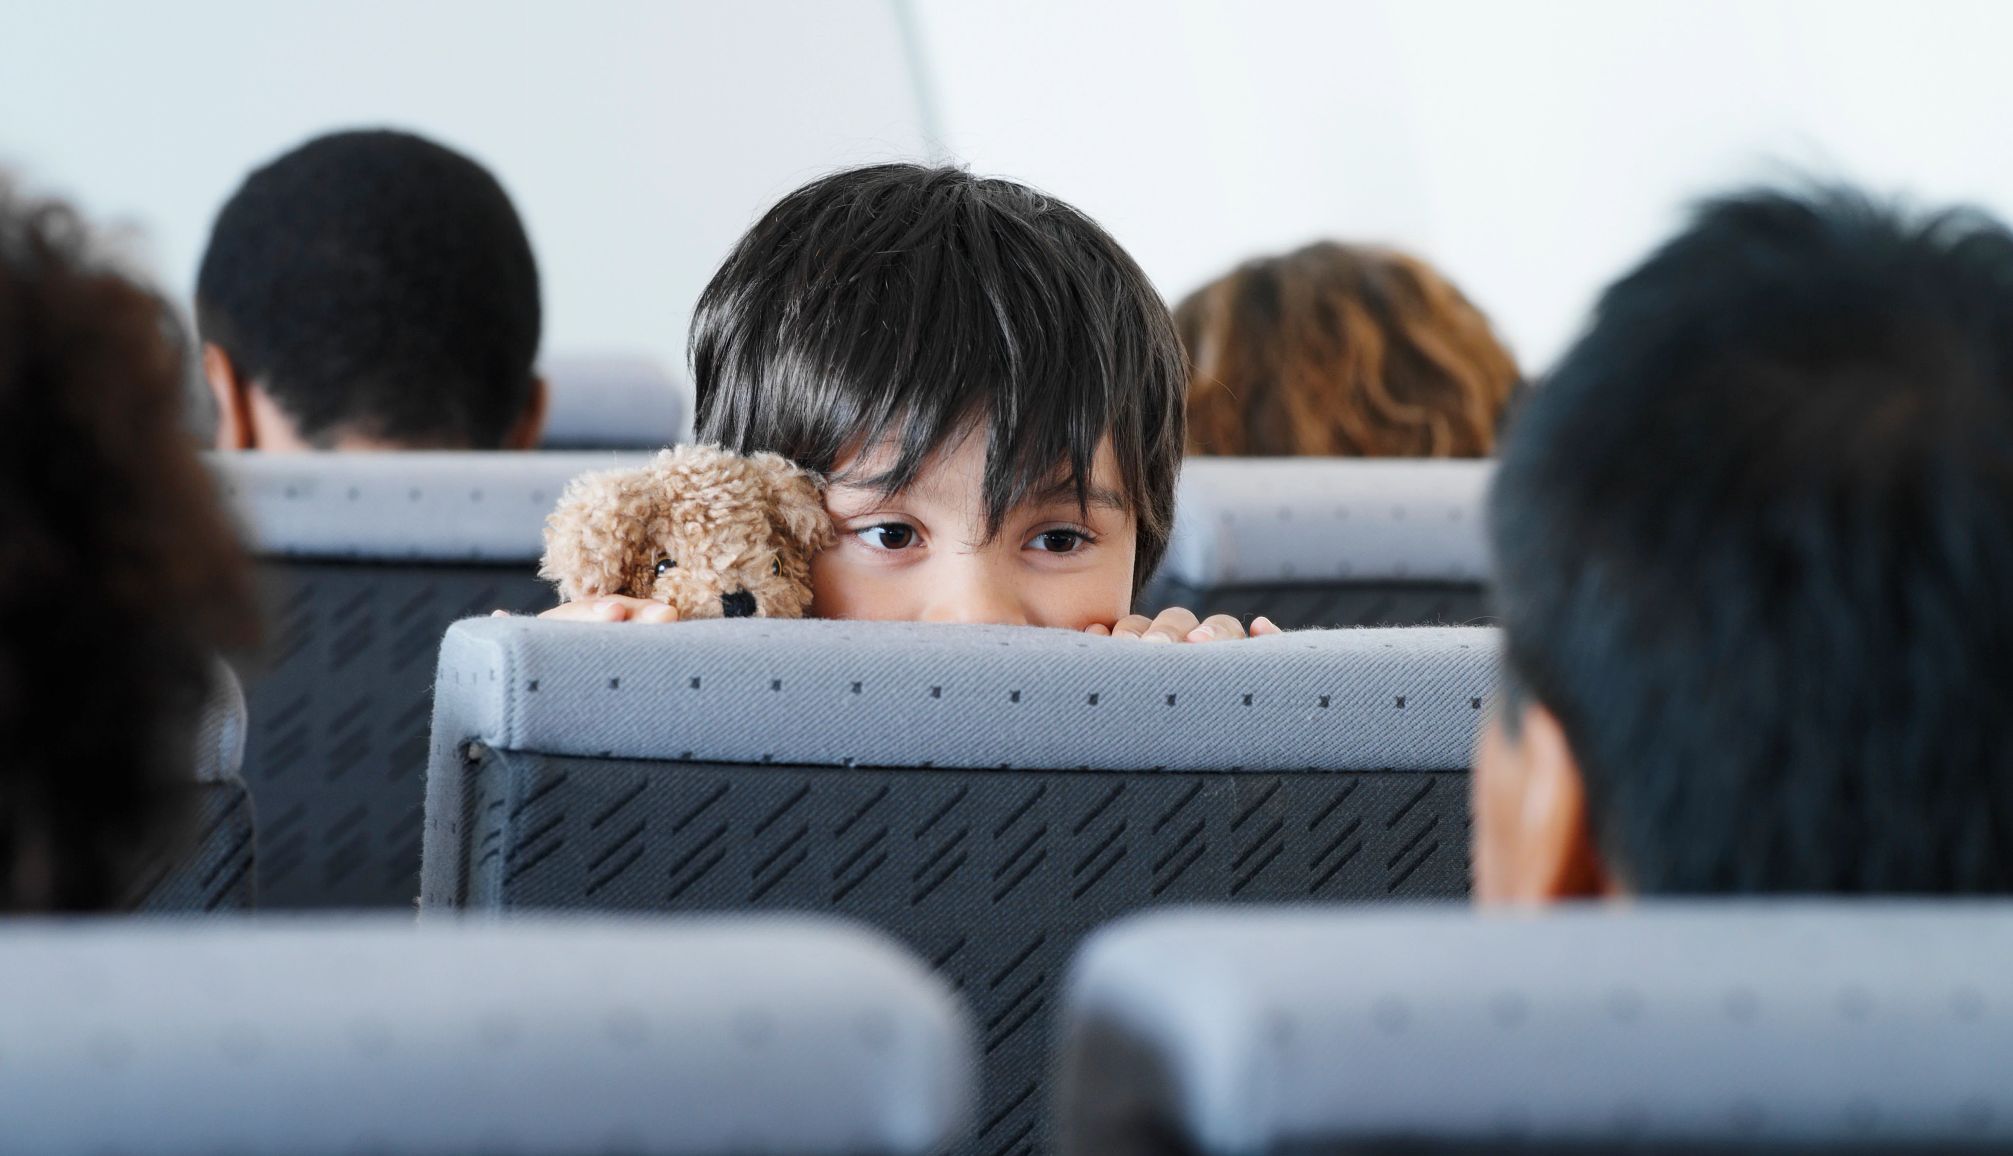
[431,617,1498,774]
[1061,902,2013,1153]
[539,353,690,450]
[1163,458,1491,587]
[0,914,971,1155]
[212,450,649,561]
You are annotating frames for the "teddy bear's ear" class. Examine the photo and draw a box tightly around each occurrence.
[539,470,640,602]
[753,453,837,555]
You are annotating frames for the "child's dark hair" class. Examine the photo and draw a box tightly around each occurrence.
[1490,184,2013,893]
[691,163,1186,591]
[0,181,260,909]
[196,128,542,448]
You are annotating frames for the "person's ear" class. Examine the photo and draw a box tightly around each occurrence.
[1471,698,1614,904]
[203,343,254,450]
[501,375,549,450]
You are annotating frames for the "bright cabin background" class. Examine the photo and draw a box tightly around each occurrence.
[4,0,2006,374]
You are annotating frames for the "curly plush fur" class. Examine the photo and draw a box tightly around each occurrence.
[540,444,835,619]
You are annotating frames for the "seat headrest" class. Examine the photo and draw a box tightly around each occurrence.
[1162,458,1492,587]
[1060,902,2013,1153]
[211,451,650,561]
[539,353,691,449]
[432,617,1497,773]
[0,914,972,1155]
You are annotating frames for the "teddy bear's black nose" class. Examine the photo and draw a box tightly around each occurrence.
[720,589,757,619]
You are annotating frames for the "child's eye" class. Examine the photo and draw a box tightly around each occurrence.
[655,558,677,575]
[1028,529,1092,554]
[857,523,918,551]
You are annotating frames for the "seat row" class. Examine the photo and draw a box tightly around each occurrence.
[132,451,1497,1155]
[213,450,1493,911]
[13,902,2011,1153]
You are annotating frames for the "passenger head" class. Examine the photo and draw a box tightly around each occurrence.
[692,162,1185,628]
[1476,185,2013,901]
[1176,241,1518,457]
[197,128,545,451]
[0,182,259,910]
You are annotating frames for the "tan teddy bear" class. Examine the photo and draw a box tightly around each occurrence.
[540,444,836,619]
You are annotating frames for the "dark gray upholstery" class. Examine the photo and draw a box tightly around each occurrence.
[423,617,1494,1156]
[1059,903,2013,1155]
[0,914,972,1155]
[1147,459,1492,630]
[128,663,256,912]
[214,452,649,908]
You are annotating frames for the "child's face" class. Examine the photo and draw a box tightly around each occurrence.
[811,429,1136,630]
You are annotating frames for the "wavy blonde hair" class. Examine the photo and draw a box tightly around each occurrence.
[1177,241,1519,457]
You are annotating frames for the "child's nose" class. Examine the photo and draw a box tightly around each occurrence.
[917,562,1029,627]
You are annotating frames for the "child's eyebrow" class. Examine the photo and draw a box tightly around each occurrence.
[1030,480,1128,512]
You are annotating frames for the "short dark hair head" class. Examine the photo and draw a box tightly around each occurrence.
[0,180,260,910]
[1490,184,2013,894]
[196,128,541,448]
[691,162,1186,592]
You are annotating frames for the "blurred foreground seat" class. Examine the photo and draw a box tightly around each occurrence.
[1059,902,2013,1155]
[0,913,972,1155]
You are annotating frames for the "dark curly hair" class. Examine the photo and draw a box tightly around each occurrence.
[196,128,542,448]
[1177,241,1519,457]
[0,181,260,910]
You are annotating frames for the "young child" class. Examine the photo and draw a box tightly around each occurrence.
[542,163,1275,641]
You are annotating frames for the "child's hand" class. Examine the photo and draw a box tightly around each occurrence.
[1088,608,1281,643]
[498,596,681,623]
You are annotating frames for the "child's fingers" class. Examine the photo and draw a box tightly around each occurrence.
[536,600,614,621]
[1184,614,1249,643]
[1250,615,1282,637]
[1083,622,1112,637]
[1139,607,1200,644]
[536,595,671,622]
[1107,614,1155,639]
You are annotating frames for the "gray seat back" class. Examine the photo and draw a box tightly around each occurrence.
[1059,903,2013,1155]
[539,353,691,448]
[215,451,649,908]
[128,661,257,912]
[1143,459,1492,630]
[422,617,1496,1156]
[0,914,971,1155]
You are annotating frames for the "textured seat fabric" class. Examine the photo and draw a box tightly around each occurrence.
[129,663,256,912]
[0,914,972,1155]
[422,617,1496,1156]
[1059,903,2013,1155]
[215,451,651,561]
[539,353,692,448]
[1143,459,1492,631]
[213,451,649,909]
